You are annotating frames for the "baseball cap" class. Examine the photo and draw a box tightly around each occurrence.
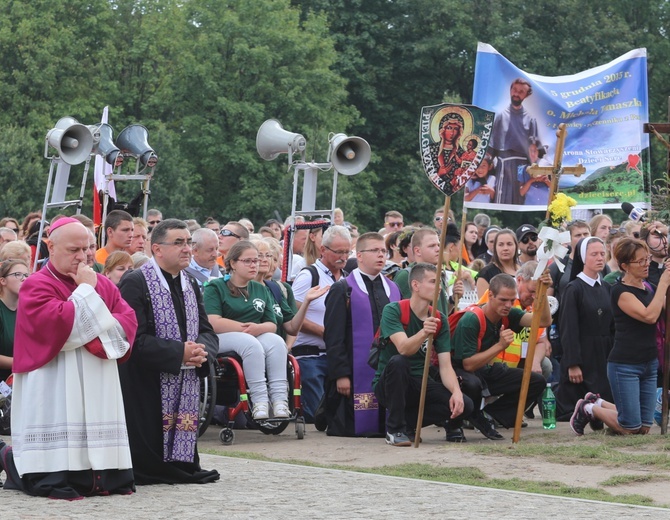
[516,224,538,242]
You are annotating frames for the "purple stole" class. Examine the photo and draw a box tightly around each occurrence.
[141,263,200,463]
[348,270,401,435]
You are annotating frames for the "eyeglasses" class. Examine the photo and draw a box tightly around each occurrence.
[629,255,652,267]
[5,272,29,280]
[359,248,388,255]
[220,229,241,239]
[148,220,162,225]
[258,253,273,259]
[236,258,260,265]
[324,245,351,256]
[520,234,538,244]
[158,239,193,248]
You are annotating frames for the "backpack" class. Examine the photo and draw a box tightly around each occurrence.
[368,299,442,369]
[301,264,349,288]
[447,304,509,359]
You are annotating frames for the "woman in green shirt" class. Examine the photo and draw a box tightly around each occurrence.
[0,259,29,382]
[204,241,294,422]
[253,238,327,346]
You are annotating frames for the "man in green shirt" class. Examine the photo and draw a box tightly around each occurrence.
[452,273,551,435]
[394,228,462,315]
[374,263,473,446]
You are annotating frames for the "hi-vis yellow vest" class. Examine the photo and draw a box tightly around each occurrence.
[477,291,544,368]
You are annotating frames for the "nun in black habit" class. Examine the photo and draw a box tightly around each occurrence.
[556,236,614,420]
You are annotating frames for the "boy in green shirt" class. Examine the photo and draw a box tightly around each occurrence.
[374,263,473,446]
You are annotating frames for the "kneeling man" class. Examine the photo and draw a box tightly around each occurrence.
[0,218,138,499]
[373,263,473,446]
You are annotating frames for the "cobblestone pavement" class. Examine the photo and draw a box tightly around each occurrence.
[2,454,670,519]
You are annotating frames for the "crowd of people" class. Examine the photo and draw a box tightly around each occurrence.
[0,203,666,498]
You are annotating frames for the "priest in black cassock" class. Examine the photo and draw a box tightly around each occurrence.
[322,232,401,437]
[119,219,220,485]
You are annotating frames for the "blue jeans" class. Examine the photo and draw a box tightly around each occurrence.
[608,359,658,430]
[296,355,328,423]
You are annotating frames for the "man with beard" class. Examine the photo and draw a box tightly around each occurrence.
[639,221,669,287]
[516,224,540,265]
[488,78,543,205]
[452,273,551,438]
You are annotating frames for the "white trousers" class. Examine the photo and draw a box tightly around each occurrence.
[217,332,288,404]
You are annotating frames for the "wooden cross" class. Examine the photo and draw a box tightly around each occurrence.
[644,99,670,435]
[512,123,585,443]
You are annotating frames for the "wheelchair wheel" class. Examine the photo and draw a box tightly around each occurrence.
[219,428,235,445]
[198,356,217,437]
[296,417,305,440]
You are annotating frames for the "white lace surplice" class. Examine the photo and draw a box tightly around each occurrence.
[12,284,132,476]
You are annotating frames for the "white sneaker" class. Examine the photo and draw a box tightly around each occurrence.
[273,401,290,418]
[252,402,269,421]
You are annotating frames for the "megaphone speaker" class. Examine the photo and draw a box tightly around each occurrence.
[46,117,95,165]
[256,119,306,161]
[116,124,158,167]
[92,123,123,167]
[329,133,370,175]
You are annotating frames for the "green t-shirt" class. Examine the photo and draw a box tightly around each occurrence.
[203,278,277,324]
[603,270,621,284]
[266,281,297,336]
[374,301,450,385]
[0,299,16,381]
[452,306,525,362]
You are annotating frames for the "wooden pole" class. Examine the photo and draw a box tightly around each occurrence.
[414,195,451,448]
[512,124,567,443]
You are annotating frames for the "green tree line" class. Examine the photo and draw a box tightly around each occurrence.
[0,0,668,231]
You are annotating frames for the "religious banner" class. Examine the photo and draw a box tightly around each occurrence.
[419,103,495,196]
[471,43,650,212]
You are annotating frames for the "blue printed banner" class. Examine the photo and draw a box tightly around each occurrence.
[471,43,649,212]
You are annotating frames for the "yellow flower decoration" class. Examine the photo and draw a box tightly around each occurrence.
[547,193,577,228]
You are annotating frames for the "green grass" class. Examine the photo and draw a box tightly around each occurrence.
[600,474,669,487]
[460,437,670,470]
[200,449,660,507]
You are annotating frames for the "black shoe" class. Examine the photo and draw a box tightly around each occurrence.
[406,429,422,443]
[470,413,504,440]
[524,408,535,419]
[446,426,467,443]
[314,412,327,432]
[570,399,590,436]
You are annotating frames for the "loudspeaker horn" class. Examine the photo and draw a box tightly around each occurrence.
[91,123,123,167]
[46,117,95,165]
[116,124,158,167]
[328,133,370,175]
[256,119,306,161]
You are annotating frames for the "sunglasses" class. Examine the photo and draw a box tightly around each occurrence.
[520,234,538,244]
[220,229,241,239]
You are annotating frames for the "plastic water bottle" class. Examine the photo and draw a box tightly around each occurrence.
[542,383,556,430]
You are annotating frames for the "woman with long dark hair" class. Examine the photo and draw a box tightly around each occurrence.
[475,229,519,298]
[570,238,670,435]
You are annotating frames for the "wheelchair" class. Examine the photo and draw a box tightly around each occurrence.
[198,351,305,445]
[0,374,13,436]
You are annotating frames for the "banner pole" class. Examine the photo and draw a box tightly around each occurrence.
[414,195,451,448]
